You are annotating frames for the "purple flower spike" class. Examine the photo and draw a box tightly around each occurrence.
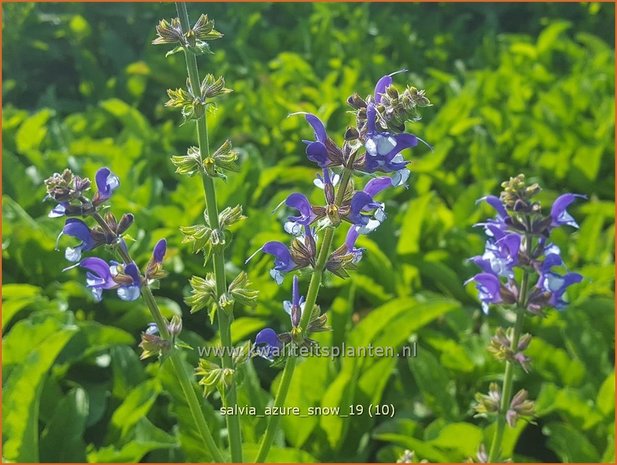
[153,239,167,264]
[60,218,97,262]
[78,257,116,302]
[254,328,283,361]
[465,273,503,314]
[262,241,297,284]
[94,167,120,203]
[550,194,586,229]
[284,193,316,235]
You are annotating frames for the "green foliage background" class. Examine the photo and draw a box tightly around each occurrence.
[2,2,615,463]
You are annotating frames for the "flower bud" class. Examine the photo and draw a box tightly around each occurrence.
[218,292,235,314]
[139,332,171,360]
[474,383,501,417]
[347,93,366,110]
[192,14,223,41]
[152,18,184,46]
[219,204,246,229]
[506,389,535,427]
[186,274,217,314]
[117,213,134,235]
[200,74,232,99]
[228,271,259,307]
[171,146,203,177]
[167,315,182,337]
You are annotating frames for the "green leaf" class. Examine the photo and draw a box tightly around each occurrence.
[280,356,330,448]
[110,345,146,398]
[430,423,483,459]
[1,283,44,328]
[596,372,615,417]
[40,388,88,462]
[319,368,357,449]
[544,422,600,462]
[409,348,460,420]
[100,98,151,138]
[88,419,178,463]
[397,193,432,255]
[110,379,161,439]
[15,108,53,152]
[3,317,77,462]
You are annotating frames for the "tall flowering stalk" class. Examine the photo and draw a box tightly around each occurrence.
[153,4,256,462]
[44,168,224,462]
[248,72,431,462]
[467,175,584,462]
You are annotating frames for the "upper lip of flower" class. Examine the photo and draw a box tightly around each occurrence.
[550,193,586,228]
[94,167,120,203]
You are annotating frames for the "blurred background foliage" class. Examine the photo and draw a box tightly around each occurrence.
[2,2,615,463]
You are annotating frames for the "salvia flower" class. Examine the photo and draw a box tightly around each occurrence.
[57,218,99,262]
[260,241,297,284]
[283,275,305,328]
[250,226,316,284]
[73,257,117,302]
[536,254,583,310]
[550,193,587,229]
[301,113,344,167]
[363,101,418,174]
[348,177,393,233]
[283,193,316,235]
[465,273,508,314]
[92,167,120,205]
[112,262,141,301]
[145,238,169,280]
[66,257,141,302]
[254,328,283,362]
[469,229,521,279]
[44,169,96,217]
[326,226,364,278]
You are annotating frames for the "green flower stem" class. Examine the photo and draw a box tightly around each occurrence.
[487,229,532,462]
[255,166,354,463]
[90,212,224,462]
[175,3,243,462]
[487,305,526,462]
